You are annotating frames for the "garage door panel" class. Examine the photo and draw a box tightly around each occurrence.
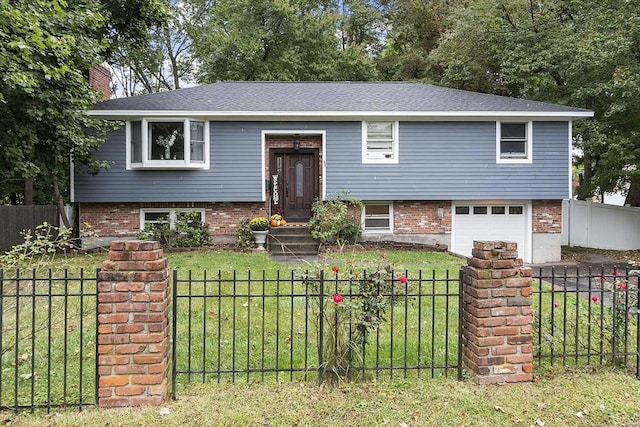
[454,202,527,260]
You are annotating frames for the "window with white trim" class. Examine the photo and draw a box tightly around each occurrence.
[496,121,532,164]
[362,121,399,164]
[362,203,392,232]
[128,119,209,169]
[140,209,206,230]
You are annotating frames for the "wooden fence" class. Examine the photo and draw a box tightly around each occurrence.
[0,205,59,250]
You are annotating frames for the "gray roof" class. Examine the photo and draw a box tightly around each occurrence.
[90,81,592,117]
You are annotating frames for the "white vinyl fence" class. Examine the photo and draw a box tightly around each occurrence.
[562,199,640,250]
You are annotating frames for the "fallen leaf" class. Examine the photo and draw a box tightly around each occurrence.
[399,422,409,427]
[535,419,545,427]
[536,403,548,410]
[159,407,170,416]
[575,412,584,418]
[495,406,506,413]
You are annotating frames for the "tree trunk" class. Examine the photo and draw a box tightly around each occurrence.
[53,173,71,229]
[624,178,640,207]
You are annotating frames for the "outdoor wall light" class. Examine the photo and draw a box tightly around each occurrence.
[293,134,300,151]
[437,207,444,218]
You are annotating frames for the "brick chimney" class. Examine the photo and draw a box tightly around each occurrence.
[89,64,111,99]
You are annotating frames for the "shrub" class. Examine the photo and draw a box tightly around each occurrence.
[0,222,74,270]
[236,218,256,250]
[308,193,362,251]
[300,253,410,384]
[137,211,210,248]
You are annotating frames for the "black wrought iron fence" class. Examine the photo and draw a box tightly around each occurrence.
[0,268,98,411]
[532,265,640,377]
[4,263,640,411]
[171,269,464,396]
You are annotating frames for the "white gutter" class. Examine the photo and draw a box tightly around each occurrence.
[87,109,595,122]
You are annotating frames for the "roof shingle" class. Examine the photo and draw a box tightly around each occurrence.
[90,81,591,115]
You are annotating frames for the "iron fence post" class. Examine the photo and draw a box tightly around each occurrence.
[636,278,640,379]
[457,268,464,381]
[318,270,324,386]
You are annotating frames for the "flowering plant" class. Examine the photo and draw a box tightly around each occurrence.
[156,130,178,150]
[597,268,640,364]
[248,216,269,231]
[300,253,410,384]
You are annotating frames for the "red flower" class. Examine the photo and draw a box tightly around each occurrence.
[554,303,559,308]
[332,293,343,304]
[592,296,599,303]
[398,275,408,284]
[617,282,628,290]
[331,265,339,273]
[380,252,387,259]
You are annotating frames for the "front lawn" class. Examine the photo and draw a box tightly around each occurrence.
[5,369,640,426]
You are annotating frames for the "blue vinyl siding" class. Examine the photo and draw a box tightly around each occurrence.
[74,121,569,202]
[325,121,569,200]
[74,123,264,202]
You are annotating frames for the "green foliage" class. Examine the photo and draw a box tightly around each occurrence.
[0,0,113,220]
[0,222,73,270]
[137,211,211,248]
[235,218,256,250]
[301,254,410,384]
[248,216,269,231]
[308,194,362,251]
[189,0,380,82]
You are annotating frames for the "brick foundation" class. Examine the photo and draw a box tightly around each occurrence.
[461,240,533,384]
[532,200,562,233]
[80,202,268,238]
[97,241,170,407]
[394,201,450,234]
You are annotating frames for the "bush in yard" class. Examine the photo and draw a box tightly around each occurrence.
[300,253,410,384]
[235,218,256,250]
[0,222,74,270]
[137,211,210,248]
[308,193,362,251]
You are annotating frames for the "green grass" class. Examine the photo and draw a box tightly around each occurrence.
[5,369,640,426]
[170,250,464,390]
[2,248,640,420]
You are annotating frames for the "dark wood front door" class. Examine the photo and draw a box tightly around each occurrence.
[271,151,319,221]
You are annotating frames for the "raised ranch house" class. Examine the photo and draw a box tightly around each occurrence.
[75,82,593,263]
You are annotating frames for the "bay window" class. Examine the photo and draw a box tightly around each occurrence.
[127,119,209,169]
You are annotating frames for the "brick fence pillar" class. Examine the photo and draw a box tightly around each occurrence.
[462,240,534,384]
[97,240,170,407]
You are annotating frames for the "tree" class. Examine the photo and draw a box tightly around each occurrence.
[0,0,112,225]
[189,0,340,82]
[110,0,198,95]
[377,0,455,81]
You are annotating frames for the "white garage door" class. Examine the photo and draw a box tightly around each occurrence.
[452,202,530,262]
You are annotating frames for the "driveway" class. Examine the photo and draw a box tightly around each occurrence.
[530,249,638,307]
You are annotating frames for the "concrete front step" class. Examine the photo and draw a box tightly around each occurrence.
[268,225,319,256]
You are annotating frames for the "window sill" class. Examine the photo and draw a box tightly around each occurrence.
[129,161,208,170]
